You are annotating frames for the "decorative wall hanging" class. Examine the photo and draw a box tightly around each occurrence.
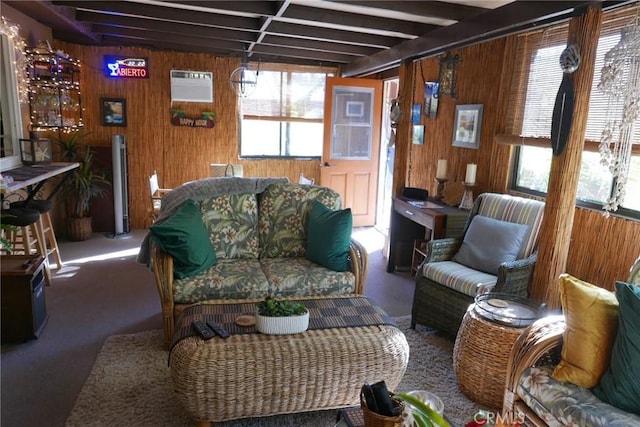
[170,110,216,128]
[424,82,439,118]
[101,98,126,126]
[550,44,580,156]
[0,17,28,103]
[598,11,640,215]
[436,52,461,98]
[452,104,483,149]
[411,104,421,124]
[412,125,424,145]
[230,44,259,98]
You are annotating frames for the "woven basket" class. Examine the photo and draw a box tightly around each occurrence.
[360,391,404,427]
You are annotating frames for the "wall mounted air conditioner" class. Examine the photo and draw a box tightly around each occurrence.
[170,70,213,103]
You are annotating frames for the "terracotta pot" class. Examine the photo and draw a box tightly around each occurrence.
[68,216,92,241]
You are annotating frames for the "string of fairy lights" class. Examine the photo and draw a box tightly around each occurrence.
[0,16,28,104]
[26,47,83,132]
[1,16,84,133]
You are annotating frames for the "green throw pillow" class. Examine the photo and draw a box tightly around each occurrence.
[150,200,216,279]
[305,200,352,272]
[592,281,640,415]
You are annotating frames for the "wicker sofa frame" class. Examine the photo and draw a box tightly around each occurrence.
[153,239,368,348]
[503,315,565,426]
[411,193,542,337]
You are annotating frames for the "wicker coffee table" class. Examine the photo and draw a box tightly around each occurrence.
[170,296,409,426]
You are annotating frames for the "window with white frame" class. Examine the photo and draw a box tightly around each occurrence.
[508,5,640,218]
[0,32,24,171]
[240,64,335,158]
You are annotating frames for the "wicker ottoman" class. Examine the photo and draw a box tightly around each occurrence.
[170,297,409,426]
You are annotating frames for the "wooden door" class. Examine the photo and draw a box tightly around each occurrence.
[321,77,382,227]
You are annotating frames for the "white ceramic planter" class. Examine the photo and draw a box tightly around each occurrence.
[255,311,309,335]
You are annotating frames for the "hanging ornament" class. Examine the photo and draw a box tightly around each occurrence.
[597,11,640,215]
[550,44,580,156]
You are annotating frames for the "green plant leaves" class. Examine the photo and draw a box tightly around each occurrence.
[256,297,307,317]
[394,393,451,427]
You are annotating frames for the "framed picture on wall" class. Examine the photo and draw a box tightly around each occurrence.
[101,98,127,126]
[452,104,483,149]
[412,124,424,145]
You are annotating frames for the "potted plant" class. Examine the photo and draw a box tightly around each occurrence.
[255,297,309,335]
[0,213,17,253]
[56,131,111,241]
[394,392,451,427]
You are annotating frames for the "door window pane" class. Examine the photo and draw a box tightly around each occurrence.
[331,86,374,160]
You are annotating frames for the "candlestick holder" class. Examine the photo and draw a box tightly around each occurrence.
[435,178,448,200]
[459,182,476,210]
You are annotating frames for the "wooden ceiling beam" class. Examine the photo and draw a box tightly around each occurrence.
[342,1,589,76]
[54,1,262,31]
[252,44,356,63]
[91,25,245,52]
[76,11,257,43]
[282,4,437,36]
[266,21,402,48]
[332,1,489,21]
[261,35,379,56]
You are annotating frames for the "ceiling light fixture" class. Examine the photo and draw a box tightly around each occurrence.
[229,44,259,98]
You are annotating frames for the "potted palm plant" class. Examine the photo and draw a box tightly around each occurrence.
[56,131,110,241]
[255,297,309,335]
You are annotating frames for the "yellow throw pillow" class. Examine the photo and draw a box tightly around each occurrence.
[552,274,619,388]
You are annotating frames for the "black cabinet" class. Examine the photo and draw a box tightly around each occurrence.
[1,255,48,342]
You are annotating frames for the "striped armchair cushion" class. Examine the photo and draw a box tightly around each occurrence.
[476,193,545,259]
[423,261,497,297]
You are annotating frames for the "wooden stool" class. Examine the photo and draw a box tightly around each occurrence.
[2,207,52,286]
[12,200,62,269]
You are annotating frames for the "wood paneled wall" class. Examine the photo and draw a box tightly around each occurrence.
[53,43,321,229]
[50,34,638,289]
[401,38,639,291]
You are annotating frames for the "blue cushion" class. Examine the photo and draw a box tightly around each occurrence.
[150,200,216,279]
[453,215,528,275]
[593,281,640,415]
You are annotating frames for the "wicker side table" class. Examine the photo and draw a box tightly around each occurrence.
[452,306,525,409]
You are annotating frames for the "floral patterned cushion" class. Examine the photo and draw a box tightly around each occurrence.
[259,257,355,297]
[517,366,640,427]
[200,193,259,259]
[258,183,342,258]
[173,258,269,304]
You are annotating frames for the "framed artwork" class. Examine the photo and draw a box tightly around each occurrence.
[101,98,127,126]
[411,104,421,124]
[412,124,424,145]
[345,101,364,118]
[424,82,439,119]
[452,104,483,149]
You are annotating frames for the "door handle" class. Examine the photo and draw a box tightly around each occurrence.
[323,162,332,167]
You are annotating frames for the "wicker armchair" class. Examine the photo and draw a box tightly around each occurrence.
[411,193,545,337]
[502,315,565,426]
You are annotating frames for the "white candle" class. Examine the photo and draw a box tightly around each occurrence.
[436,159,447,179]
[465,163,477,184]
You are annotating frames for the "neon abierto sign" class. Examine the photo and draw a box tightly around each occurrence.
[104,56,149,78]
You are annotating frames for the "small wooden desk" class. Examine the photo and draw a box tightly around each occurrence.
[387,197,468,273]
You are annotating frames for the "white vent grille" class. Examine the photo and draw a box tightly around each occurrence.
[170,70,213,103]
